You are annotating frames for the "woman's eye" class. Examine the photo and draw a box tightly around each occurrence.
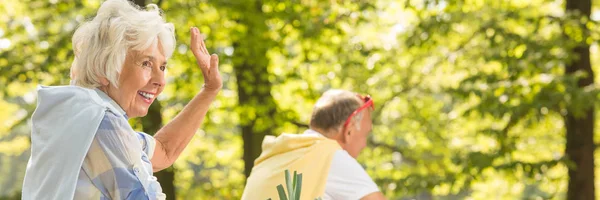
[142,61,152,67]
[160,65,166,71]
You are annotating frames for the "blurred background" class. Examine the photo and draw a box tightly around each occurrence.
[2,0,600,199]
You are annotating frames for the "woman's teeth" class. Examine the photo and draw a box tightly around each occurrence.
[138,91,155,99]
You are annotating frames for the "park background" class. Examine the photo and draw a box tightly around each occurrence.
[2,0,600,199]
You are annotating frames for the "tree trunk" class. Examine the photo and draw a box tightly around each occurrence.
[565,0,595,199]
[232,0,278,178]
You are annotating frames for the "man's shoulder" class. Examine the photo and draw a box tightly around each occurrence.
[325,150,380,199]
[329,150,363,171]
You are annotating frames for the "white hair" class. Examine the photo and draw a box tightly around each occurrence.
[351,111,364,131]
[70,0,175,88]
[310,89,366,135]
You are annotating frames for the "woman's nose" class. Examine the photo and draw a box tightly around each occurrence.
[152,69,165,87]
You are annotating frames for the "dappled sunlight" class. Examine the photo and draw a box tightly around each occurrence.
[2,0,600,199]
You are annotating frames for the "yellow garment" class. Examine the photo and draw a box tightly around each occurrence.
[241,133,342,200]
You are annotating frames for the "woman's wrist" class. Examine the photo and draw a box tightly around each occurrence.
[200,84,221,96]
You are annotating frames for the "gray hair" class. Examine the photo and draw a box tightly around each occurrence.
[70,0,175,88]
[309,89,365,136]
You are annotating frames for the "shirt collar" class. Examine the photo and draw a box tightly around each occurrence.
[94,88,127,117]
[303,129,325,137]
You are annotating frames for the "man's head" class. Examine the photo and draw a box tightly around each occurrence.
[309,89,374,158]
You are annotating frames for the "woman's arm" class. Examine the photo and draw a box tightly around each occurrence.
[150,27,222,171]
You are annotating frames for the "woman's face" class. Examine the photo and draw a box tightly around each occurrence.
[104,41,167,118]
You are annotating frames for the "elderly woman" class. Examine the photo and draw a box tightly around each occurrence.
[21,0,220,199]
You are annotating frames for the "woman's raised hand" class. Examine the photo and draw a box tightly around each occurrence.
[190,27,222,92]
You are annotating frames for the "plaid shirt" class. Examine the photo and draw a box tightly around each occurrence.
[73,90,165,199]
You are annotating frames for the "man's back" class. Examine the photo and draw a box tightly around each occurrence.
[241,133,341,200]
[242,130,383,200]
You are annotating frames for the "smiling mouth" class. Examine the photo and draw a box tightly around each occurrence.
[138,91,155,103]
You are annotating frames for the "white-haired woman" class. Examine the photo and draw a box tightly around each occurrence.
[21,0,220,199]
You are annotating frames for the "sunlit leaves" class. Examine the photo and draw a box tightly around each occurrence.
[3,0,598,199]
[396,0,597,198]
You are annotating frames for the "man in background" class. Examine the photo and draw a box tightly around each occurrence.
[242,89,386,200]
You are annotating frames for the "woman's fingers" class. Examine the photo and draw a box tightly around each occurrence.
[191,27,211,59]
[190,27,209,71]
[201,37,209,54]
[190,26,220,91]
[190,27,200,57]
[192,27,209,55]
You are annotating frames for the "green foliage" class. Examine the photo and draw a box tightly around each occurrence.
[270,170,304,200]
[2,0,600,199]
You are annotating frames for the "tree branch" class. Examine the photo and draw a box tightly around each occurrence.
[291,121,309,128]
[368,139,417,165]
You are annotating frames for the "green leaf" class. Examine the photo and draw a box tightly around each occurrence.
[294,173,303,200]
[292,171,297,200]
[276,184,288,200]
[285,169,294,200]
